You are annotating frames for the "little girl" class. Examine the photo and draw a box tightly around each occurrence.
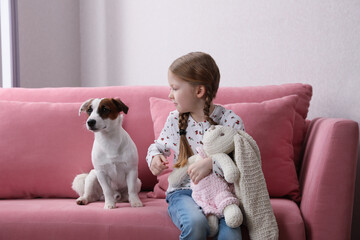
[146,52,244,240]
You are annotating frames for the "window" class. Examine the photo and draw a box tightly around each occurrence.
[1,0,19,88]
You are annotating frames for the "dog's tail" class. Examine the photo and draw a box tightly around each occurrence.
[72,173,88,197]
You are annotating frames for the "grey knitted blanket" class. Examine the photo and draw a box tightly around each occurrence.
[234,131,278,240]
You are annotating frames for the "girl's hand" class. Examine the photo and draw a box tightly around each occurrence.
[150,154,169,176]
[187,157,212,184]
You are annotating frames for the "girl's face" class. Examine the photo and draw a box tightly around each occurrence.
[168,70,203,114]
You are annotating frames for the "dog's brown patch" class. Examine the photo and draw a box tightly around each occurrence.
[98,98,128,120]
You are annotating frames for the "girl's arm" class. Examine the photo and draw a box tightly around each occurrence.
[150,154,169,176]
[146,111,179,172]
[146,142,171,167]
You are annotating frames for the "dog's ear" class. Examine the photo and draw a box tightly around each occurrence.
[112,98,129,114]
[79,99,93,116]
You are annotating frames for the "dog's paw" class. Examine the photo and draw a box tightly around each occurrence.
[76,197,88,205]
[129,194,143,207]
[130,200,143,207]
[104,202,116,209]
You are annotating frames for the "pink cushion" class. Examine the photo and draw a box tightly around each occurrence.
[215,85,312,171]
[0,100,93,198]
[0,192,180,240]
[271,199,306,240]
[0,193,304,240]
[148,95,301,202]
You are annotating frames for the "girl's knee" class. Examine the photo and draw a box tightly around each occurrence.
[180,214,209,240]
[216,217,242,240]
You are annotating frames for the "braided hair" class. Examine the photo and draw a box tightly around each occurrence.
[170,52,220,168]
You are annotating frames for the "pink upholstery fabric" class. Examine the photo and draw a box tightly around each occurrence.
[299,118,359,240]
[271,199,306,240]
[215,85,312,172]
[0,101,93,198]
[149,95,301,201]
[0,192,180,240]
[0,193,304,240]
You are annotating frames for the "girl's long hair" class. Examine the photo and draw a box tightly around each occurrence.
[170,52,220,168]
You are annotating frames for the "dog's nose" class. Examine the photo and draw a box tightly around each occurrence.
[87,119,96,128]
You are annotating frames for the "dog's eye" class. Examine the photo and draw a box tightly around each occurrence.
[220,132,225,136]
[102,107,110,114]
[87,107,93,115]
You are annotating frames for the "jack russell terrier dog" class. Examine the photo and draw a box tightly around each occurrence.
[72,98,143,209]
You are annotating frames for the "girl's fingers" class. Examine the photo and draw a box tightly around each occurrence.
[160,155,169,166]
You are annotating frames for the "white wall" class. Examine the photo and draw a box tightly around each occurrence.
[17,0,81,87]
[80,0,360,122]
[5,0,360,238]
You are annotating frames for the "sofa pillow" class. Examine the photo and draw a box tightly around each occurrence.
[0,100,94,199]
[216,84,312,171]
[148,96,301,202]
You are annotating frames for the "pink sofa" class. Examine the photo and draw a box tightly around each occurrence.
[0,83,358,240]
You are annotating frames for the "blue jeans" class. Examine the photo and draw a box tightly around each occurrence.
[166,189,242,240]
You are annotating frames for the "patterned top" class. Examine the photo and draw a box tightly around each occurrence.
[146,105,245,193]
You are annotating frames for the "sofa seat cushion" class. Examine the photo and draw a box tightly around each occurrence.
[0,193,305,240]
[0,192,180,240]
[271,199,306,240]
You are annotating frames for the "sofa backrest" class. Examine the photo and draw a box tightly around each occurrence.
[0,83,312,199]
[0,86,169,194]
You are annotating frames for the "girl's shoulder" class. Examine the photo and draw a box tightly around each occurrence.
[213,105,245,130]
[160,110,179,136]
[166,110,179,121]
[212,105,237,120]
[164,110,180,126]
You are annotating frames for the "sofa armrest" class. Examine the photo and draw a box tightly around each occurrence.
[299,118,359,240]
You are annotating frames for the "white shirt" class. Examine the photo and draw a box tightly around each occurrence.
[146,105,245,193]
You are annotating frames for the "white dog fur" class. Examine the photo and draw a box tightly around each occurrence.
[72,98,143,209]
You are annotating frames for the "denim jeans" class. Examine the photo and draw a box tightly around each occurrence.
[166,189,242,240]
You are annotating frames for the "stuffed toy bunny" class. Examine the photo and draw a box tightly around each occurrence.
[168,125,243,237]
[169,125,279,239]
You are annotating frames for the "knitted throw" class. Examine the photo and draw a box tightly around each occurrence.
[234,130,278,240]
